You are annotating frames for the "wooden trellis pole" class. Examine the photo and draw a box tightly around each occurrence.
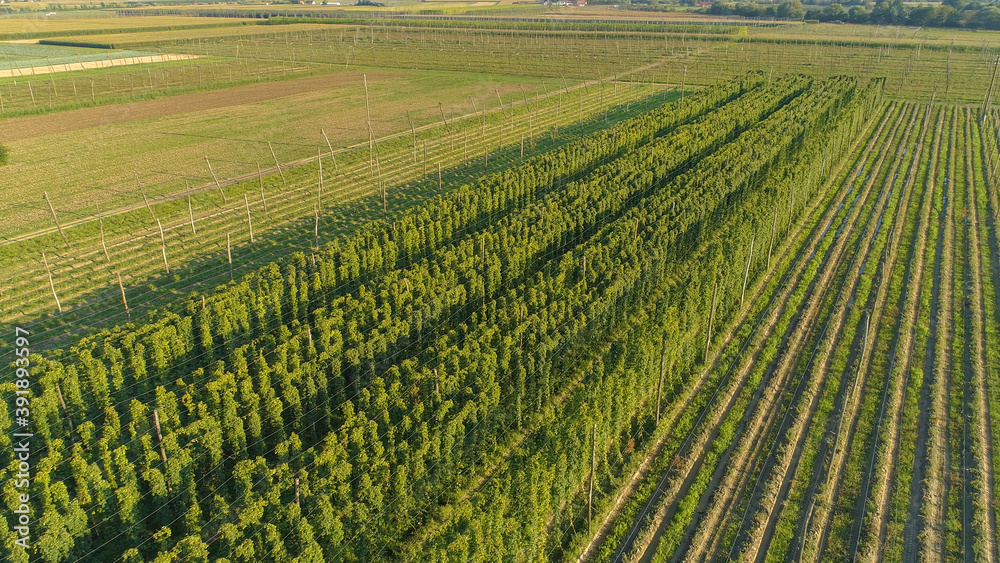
[135,172,156,222]
[116,271,130,318]
[767,207,778,269]
[495,88,507,120]
[257,162,268,214]
[205,156,227,203]
[438,162,442,191]
[244,194,254,243]
[97,204,110,263]
[55,383,73,439]
[438,102,451,134]
[787,186,795,232]
[321,128,338,173]
[41,251,61,313]
[317,147,324,208]
[152,409,167,463]
[705,280,718,363]
[407,111,417,162]
[43,192,68,248]
[741,235,755,308]
[375,151,385,212]
[268,142,286,185]
[186,180,196,235]
[470,96,482,128]
[226,233,233,280]
[156,219,169,274]
[364,74,375,177]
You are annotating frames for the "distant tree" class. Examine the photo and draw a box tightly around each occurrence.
[823,3,847,20]
[0,144,8,166]
[870,0,906,23]
[908,4,939,25]
[847,4,872,23]
[777,0,806,19]
[941,5,963,26]
[971,5,1000,28]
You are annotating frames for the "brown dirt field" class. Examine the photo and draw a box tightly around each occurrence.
[0,71,401,142]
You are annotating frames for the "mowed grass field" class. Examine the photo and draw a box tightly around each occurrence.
[0,67,552,238]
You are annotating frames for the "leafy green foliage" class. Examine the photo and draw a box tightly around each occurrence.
[0,73,881,562]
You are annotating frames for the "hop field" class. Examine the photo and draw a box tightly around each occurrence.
[3,10,1000,563]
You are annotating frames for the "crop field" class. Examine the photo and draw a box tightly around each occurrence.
[584,98,1000,562]
[0,68,556,234]
[3,7,1000,563]
[0,73,661,342]
[0,16,253,40]
[0,43,159,70]
[34,22,334,47]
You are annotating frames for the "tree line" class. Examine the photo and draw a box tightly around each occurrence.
[707,0,1000,29]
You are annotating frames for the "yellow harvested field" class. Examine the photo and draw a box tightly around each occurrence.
[0,16,253,36]
[0,53,201,78]
[44,23,339,47]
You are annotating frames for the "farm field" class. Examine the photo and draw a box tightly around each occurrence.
[29,22,333,47]
[0,43,162,70]
[587,99,1000,563]
[0,16,253,40]
[0,67,555,236]
[3,6,1000,563]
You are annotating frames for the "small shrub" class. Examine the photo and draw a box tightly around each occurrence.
[0,144,8,166]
